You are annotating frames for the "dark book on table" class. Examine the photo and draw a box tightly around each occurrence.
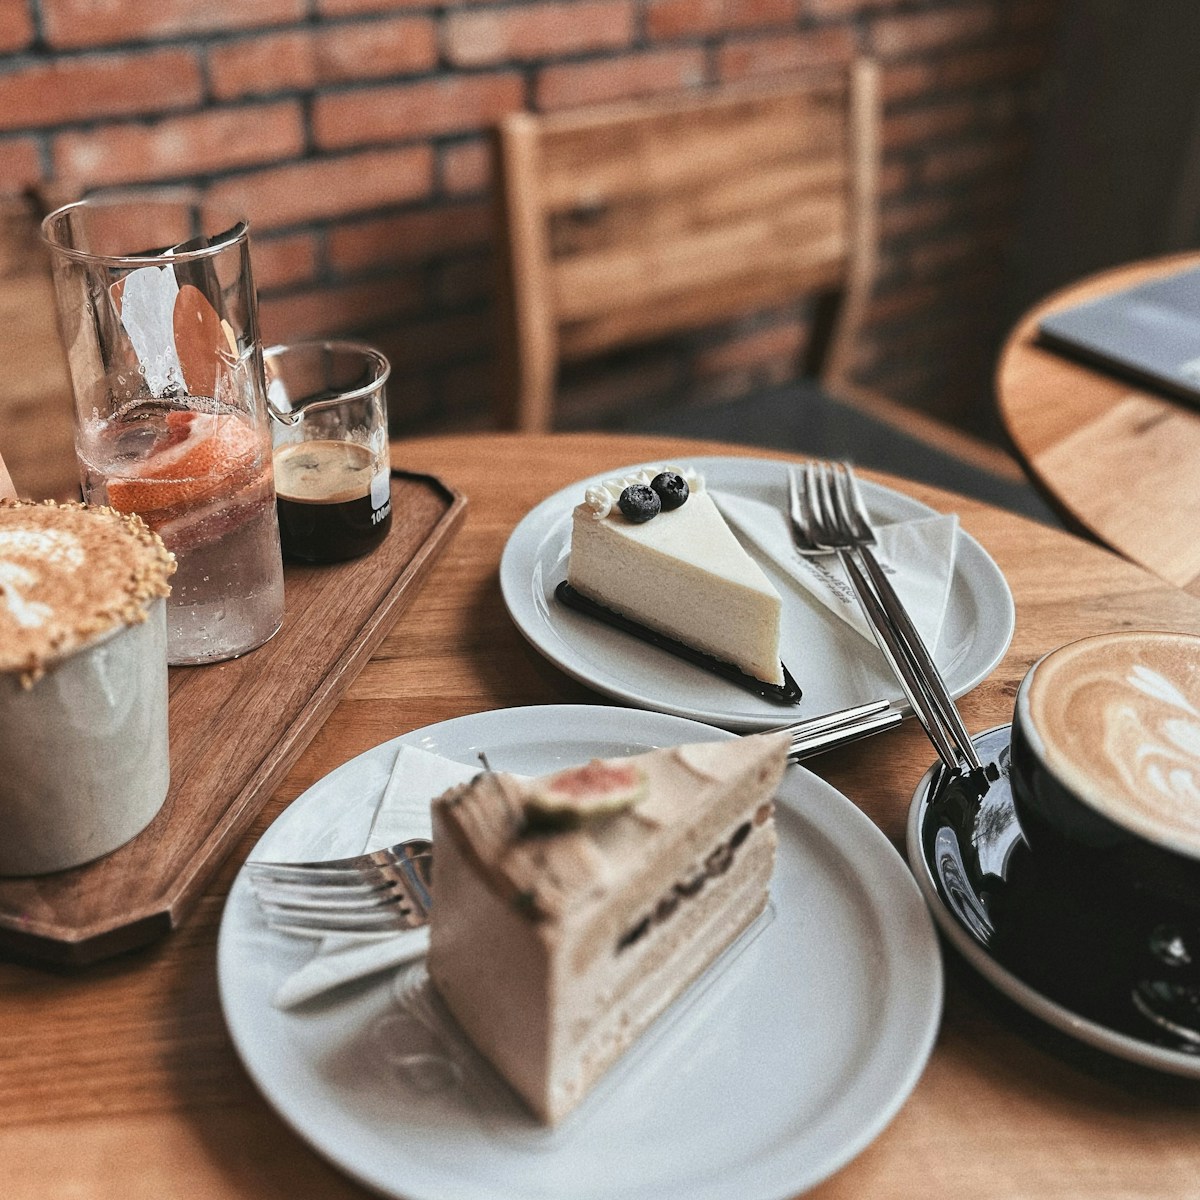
[1037,264,1200,404]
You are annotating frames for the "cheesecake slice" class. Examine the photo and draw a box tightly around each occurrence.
[427,731,789,1124]
[565,466,784,686]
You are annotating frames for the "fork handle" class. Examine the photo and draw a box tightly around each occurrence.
[835,548,961,771]
[852,542,982,771]
[787,705,904,760]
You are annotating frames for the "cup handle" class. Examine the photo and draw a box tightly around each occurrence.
[0,448,16,501]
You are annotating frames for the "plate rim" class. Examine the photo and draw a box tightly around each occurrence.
[218,704,944,1200]
[904,742,1200,1080]
[498,455,1015,732]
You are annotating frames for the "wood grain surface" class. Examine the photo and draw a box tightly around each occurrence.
[2,432,1199,1199]
[996,251,1200,595]
[0,472,464,964]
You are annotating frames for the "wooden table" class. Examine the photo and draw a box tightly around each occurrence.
[4,432,1200,1199]
[997,251,1200,596]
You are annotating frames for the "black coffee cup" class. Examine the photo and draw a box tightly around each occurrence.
[1009,630,1200,914]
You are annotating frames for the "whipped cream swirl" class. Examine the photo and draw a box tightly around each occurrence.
[582,464,704,520]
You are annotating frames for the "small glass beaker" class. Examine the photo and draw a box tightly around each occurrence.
[265,340,392,564]
[41,191,285,665]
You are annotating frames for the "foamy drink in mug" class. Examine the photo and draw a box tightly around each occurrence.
[41,193,285,665]
[1010,630,1200,910]
[0,500,175,875]
[265,340,392,564]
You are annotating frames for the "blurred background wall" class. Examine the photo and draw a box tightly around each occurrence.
[1006,1,1200,329]
[0,0,1153,455]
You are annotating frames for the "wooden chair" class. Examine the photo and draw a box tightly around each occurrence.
[0,194,77,501]
[493,61,880,433]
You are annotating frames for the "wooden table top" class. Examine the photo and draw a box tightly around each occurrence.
[4,432,1200,1200]
[996,251,1200,596]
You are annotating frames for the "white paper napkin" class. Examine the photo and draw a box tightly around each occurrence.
[271,745,479,1009]
[711,490,959,651]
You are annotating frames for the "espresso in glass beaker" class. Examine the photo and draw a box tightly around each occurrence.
[265,341,392,564]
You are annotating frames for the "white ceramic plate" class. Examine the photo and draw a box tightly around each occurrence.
[218,705,943,1200]
[499,457,1015,732]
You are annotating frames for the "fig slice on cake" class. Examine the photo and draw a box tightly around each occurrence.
[524,760,648,826]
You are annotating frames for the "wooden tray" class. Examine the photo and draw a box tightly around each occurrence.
[0,470,466,965]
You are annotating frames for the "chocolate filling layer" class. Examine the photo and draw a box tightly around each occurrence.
[615,818,757,954]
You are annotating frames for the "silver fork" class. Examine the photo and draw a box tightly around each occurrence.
[789,461,980,772]
[828,462,981,770]
[247,839,433,938]
[243,700,905,938]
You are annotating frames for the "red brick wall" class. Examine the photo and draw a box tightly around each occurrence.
[1,0,1063,438]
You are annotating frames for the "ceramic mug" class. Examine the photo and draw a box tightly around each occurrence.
[0,501,175,875]
[1009,629,1200,912]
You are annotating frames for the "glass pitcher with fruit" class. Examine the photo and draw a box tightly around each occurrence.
[42,192,285,665]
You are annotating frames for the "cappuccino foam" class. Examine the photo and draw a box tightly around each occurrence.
[0,500,175,683]
[1023,631,1200,859]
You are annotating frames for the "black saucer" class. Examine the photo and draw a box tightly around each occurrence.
[907,724,1200,1074]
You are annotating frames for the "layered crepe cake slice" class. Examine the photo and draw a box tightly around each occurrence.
[427,731,789,1124]
[564,466,785,688]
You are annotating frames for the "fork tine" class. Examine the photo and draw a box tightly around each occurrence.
[829,462,866,542]
[257,892,416,915]
[786,465,802,524]
[787,465,821,553]
[248,852,402,874]
[801,462,819,534]
[247,863,393,886]
[837,461,874,539]
[810,461,838,544]
[267,925,400,941]
[257,901,419,927]
[250,880,403,908]
[264,907,423,937]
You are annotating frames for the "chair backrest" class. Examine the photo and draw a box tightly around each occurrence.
[493,59,879,432]
[0,194,77,500]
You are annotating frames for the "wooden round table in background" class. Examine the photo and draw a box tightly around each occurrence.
[996,251,1200,596]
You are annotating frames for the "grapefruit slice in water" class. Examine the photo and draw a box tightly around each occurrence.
[106,409,261,519]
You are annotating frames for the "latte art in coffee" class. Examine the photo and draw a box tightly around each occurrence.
[1024,631,1200,858]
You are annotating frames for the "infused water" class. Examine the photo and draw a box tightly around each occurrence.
[78,396,284,664]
